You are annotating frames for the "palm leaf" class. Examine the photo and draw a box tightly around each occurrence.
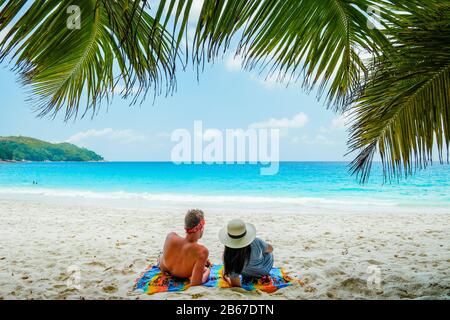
[348,1,450,182]
[0,0,176,120]
[148,0,391,110]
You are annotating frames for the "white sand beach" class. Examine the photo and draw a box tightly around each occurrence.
[0,199,449,300]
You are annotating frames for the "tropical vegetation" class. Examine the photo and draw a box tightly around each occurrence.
[0,0,448,181]
[0,136,103,161]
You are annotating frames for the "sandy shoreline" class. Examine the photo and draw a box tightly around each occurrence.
[0,199,449,300]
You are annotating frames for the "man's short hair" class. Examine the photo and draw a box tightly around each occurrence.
[185,209,204,229]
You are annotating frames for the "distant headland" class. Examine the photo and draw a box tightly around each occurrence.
[0,136,103,162]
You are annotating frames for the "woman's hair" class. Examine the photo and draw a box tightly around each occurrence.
[223,245,252,277]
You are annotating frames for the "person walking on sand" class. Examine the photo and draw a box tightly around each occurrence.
[219,219,274,287]
[159,209,211,286]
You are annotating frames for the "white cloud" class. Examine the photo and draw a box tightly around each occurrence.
[331,115,348,130]
[180,26,197,50]
[224,51,302,91]
[249,112,309,129]
[292,134,334,145]
[187,27,196,42]
[224,49,300,89]
[226,54,243,72]
[0,26,11,42]
[248,72,300,90]
[261,74,281,89]
[189,0,204,20]
[155,131,172,139]
[66,128,147,145]
[321,111,352,133]
[113,85,140,95]
[148,1,203,50]
[251,73,277,89]
[149,0,204,21]
[290,112,353,146]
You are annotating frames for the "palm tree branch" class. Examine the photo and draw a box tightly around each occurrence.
[349,2,450,182]
[0,0,177,120]
[148,0,391,110]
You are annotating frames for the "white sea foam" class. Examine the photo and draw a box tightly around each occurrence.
[0,186,441,215]
[0,186,388,204]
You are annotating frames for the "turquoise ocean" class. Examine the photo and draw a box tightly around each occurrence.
[0,162,449,213]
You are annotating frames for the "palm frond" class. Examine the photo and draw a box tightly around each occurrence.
[149,0,392,110]
[348,2,450,182]
[0,0,176,120]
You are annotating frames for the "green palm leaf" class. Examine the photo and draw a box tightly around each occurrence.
[0,0,176,119]
[348,1,450,182]
[150,0,390,109]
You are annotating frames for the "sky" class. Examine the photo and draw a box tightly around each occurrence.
[0,2,353,162]
[0,53,352,161]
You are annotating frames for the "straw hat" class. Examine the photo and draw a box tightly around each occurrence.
[218,219,256,249]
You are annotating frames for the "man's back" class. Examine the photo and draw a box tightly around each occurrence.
[158,209,210,286]
[159,232,208,279]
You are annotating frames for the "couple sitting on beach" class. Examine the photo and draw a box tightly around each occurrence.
[158,209,274,287]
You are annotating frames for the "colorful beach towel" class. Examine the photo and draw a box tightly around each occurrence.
[133,264,302,295]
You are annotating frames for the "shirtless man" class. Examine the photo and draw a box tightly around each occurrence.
[159,209,210,286]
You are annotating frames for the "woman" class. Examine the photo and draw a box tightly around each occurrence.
[218,219,274,287]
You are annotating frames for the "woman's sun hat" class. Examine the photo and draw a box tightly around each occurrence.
[218,219,256,249]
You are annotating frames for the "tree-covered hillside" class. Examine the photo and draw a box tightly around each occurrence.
[0,136,103,162]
